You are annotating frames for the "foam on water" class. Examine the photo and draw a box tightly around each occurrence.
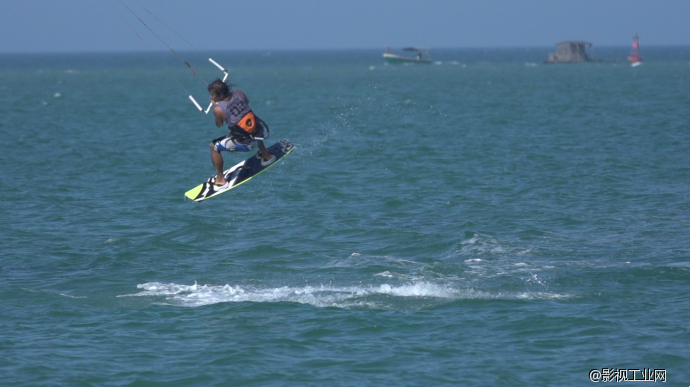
[121,281,570,308]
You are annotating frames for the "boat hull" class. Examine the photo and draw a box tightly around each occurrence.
[383,53,432,64]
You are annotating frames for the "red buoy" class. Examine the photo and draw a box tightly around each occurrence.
[628,33,643,63]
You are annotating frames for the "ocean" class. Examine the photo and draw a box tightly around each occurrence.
[2,47,690,386]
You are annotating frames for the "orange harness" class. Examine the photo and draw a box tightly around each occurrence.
[236,111,257,134]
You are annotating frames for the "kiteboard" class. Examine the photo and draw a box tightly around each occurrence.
[185,140,295,202]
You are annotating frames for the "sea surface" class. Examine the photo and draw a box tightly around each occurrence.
[2,47,690,386]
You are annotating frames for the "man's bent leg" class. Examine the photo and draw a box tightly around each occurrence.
[210,142,226,185]
[258,142,272,162]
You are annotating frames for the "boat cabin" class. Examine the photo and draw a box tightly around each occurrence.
[545,41,594,63]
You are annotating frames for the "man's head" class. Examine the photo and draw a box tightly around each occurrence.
[208,79,231,101]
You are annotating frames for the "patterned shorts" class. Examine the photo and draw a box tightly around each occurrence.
[212,134,262,153]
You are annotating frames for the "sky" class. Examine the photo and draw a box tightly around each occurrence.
[1,0,689,53]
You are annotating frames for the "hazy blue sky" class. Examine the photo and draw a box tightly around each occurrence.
[2,0,689,53]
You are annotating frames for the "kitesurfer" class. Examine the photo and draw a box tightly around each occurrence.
[207,79,275,187]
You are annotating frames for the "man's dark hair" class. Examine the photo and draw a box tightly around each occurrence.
[208,79,232,98]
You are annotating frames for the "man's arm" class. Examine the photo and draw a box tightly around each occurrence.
[212,105,226,128]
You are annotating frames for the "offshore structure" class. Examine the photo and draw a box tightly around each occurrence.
[628,33,643,63]
[544,41,596,63]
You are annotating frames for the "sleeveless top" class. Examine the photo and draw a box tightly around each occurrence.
[217,90,252,128]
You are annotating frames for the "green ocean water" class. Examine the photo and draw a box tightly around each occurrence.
[2,48,690,386]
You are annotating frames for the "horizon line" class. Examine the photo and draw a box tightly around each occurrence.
[2,44,689,55]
